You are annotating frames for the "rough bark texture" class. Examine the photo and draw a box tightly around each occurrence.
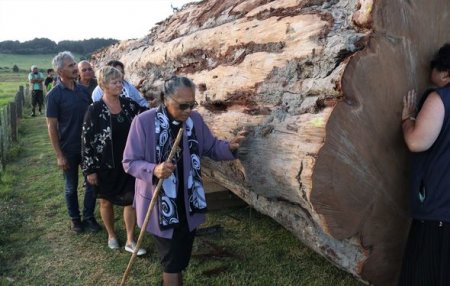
[91,0,450,284]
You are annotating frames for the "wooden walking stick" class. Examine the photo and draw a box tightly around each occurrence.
[120,128,184,286]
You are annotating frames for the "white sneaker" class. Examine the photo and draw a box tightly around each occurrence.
[108,238,119,250]
[125,242,147,256]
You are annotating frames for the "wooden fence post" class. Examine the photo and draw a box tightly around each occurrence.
[16,86,24,118]
[3,105,10,158]
[10,102,17,143]
[0,85,31,172]
[0,108,5,170]
[0,129,3,171]
[24,84,30,106]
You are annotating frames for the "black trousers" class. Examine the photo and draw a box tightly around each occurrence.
[398,219,450,286]
[31,90,44,113]
[153,223,196,273]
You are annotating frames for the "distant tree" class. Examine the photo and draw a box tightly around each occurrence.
[57,40,84,54]
[19,38,57,54]
[12,65,19,72]
[0,37,118,55]
[0,40,20,53]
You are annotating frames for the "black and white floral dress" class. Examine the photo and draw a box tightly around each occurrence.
[82,97,145,205]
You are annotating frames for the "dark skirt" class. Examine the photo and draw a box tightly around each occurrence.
[96,112,135,206]
[398,219,450,286]
[153,222,196,273]
[97,167,135,206]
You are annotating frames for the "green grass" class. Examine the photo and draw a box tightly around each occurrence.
[0,53,84,72]
[0,53,84,107]
[0,111,363,285]
[0,53,55,72]
[0,72,29,107]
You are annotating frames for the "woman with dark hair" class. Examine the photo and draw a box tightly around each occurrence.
[399,43,450,285]
[82,66,146,255]
[122,76,246,286]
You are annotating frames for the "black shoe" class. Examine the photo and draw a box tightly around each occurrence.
[83,217,101,232]
[71,219,84,234]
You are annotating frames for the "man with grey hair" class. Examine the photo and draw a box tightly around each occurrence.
[28,65,44,116]
[46,51,100,233]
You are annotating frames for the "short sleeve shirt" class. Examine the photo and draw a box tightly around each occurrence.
[46,81,92,155]
[28,72,44,90]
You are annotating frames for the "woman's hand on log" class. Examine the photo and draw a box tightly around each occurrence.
[229,130,248,151]
[87,173,98,186]
[154,162,176,179]
[402,89,417,121]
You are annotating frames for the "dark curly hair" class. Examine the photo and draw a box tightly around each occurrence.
[430,43,450,73]
[106,60,125,71]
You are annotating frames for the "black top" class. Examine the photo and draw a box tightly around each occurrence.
[410,84,450,221]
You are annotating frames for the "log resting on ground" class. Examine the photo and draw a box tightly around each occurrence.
[91,0,450,284]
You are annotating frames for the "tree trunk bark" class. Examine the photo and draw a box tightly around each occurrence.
[91,0,450,284]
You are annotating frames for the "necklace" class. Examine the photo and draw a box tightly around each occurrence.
[116,112,125,123]
[103,98,123,119]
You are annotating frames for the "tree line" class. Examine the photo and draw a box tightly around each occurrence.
[0,38,119,56]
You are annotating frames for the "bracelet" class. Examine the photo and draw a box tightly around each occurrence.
[402,117,416,124]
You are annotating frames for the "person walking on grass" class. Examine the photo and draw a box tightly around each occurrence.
[28,65,45,116]
[82,66,146,255]
[46,51,100,234]
[122,76,247,286]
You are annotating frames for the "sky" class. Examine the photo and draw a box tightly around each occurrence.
[0,0,200,43]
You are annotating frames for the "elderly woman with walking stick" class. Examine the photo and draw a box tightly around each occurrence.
[122,76,247,286]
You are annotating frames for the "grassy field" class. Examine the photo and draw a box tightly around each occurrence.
[0,72,28,107]
[0,110,363,286]
[0,53,54,71]
[0,53,85,107]
[0,53,82,72]
[0,54,52,107]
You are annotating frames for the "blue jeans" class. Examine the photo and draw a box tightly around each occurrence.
[63,153,96,220]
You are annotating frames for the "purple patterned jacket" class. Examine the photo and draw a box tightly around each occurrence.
[122,109,236,238]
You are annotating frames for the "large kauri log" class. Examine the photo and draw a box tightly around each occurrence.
[91,0,450,284]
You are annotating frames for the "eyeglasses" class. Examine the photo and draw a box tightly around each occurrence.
[81,68,93,72]
[169,97,198,110]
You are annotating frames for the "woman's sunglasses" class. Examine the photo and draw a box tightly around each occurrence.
[169,97,198,110]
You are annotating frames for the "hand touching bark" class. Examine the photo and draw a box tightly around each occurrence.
[402,89,417,121]
[229,130,248,151]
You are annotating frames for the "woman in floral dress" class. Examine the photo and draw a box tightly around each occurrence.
[82,66,146,255]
